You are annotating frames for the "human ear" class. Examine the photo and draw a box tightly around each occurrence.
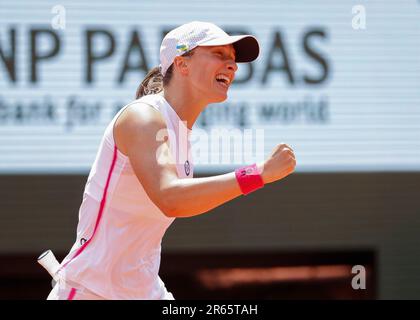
[173,56,189,76]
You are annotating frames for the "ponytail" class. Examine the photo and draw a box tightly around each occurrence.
[135,67,163,99]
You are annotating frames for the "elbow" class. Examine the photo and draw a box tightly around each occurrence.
[144,183,179,217]
[160,197,206,218]
[159,202,178,218]
[157,192,180,218]
[158,189,197,218]
[155,183,196,218]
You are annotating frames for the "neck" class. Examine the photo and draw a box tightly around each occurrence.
[162,81,208,130]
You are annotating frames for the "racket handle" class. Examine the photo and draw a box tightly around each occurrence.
[37,249,60,282]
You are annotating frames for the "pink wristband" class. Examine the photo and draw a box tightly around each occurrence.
[235,163,264,195]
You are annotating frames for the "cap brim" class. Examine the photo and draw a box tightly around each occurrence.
[198,35,260,63]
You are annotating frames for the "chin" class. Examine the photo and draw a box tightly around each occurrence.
[211,92,228,103]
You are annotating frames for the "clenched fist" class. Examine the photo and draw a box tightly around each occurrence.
[257,143,296,184]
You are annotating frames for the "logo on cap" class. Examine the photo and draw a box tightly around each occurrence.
[176,44,189,53]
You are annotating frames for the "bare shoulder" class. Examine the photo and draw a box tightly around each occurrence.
[114,102,167,156]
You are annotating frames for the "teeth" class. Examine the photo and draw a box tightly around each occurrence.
[215,74,230,84]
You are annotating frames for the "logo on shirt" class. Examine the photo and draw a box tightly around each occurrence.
[184,160,190,176]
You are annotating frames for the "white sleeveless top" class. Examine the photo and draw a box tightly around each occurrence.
[57,93,194,299]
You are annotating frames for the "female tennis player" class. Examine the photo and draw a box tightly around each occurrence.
[45,21,296,300]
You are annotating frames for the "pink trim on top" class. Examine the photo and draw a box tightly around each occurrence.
[59,145,118,272]
[67,288,77,300]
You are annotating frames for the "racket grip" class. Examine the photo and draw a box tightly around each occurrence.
[37,249,60,282]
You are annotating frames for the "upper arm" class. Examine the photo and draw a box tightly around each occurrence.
[114,102,179,217]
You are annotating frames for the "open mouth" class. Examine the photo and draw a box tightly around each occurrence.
[215,74,231,88]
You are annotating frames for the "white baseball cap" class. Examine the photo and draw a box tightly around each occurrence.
[159,21,260,76]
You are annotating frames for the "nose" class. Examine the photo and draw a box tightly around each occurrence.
[227,59,238,73]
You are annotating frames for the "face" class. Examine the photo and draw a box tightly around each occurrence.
[179,44,238,103]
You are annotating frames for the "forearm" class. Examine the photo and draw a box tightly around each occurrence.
[163,171,244,218]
